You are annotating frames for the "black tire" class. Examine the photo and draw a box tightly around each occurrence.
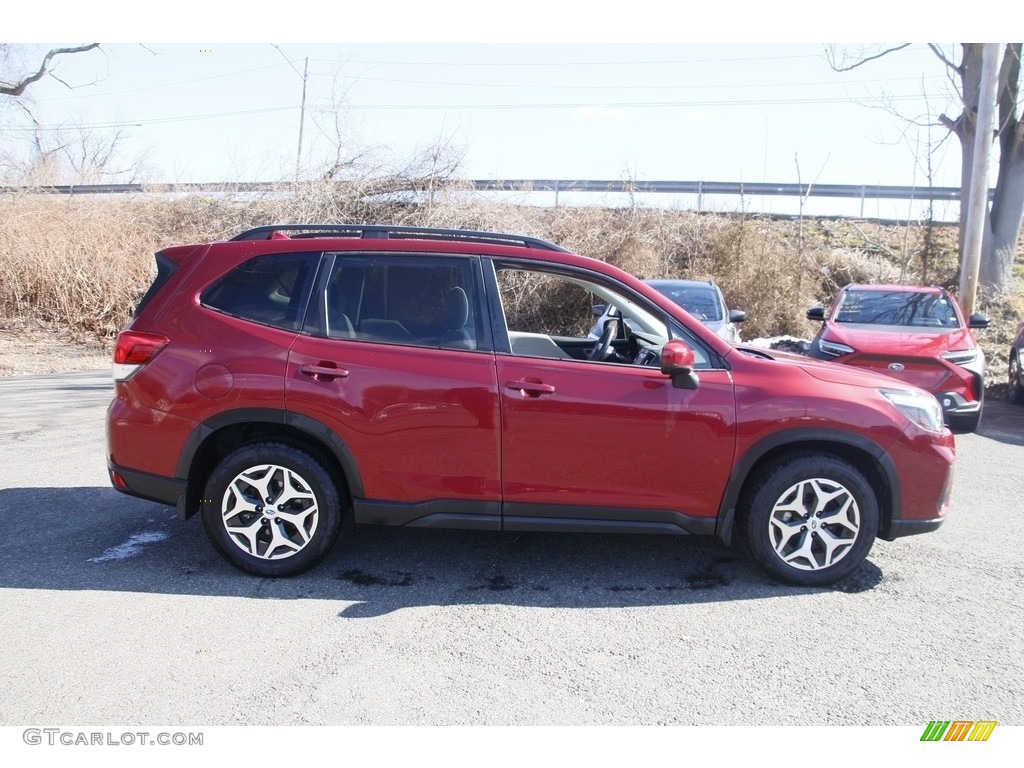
[740,453,879,587]
[201,442,343,577]
[1009,352,1024,405]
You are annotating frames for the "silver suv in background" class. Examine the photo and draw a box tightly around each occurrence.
[591,279,746,343]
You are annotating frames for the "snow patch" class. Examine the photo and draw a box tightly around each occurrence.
[88,531,170,563]
[748,336,811,355]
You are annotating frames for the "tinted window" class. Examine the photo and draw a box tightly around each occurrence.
[201,252,319,330]
[315,255,480,350]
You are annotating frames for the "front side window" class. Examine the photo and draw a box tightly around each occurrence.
[201,252,319,330]
[492,264,710,367]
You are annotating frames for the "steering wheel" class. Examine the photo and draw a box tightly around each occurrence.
[588,320,617,361]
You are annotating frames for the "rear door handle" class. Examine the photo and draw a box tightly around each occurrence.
[505,380,555,397]
[300,362,350,381]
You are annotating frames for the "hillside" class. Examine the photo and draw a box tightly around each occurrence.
[0,188,1020,388]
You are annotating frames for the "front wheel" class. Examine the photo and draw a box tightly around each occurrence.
[201,442,343,577]
[741,454,879,587]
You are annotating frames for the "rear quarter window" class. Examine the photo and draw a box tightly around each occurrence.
[201,252,320,330]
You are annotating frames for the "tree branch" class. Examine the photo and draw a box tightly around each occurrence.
[827,44,911,72]
[927,43,961,74]
[0,43,100,96]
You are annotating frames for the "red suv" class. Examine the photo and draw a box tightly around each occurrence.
[107,225,955,587]
[806,284,989,433]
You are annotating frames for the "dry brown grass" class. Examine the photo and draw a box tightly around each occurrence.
[2,185,1014,380]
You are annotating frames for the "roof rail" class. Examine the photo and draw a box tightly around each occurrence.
[230,223,570,252]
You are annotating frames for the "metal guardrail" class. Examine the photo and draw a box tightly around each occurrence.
[468,179,976,202]
[0,178,988,206]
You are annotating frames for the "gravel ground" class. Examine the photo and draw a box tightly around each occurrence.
[0,318,111,377]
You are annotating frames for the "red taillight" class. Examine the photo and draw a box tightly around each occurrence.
[114,331,169,365]
[112,330,168,381]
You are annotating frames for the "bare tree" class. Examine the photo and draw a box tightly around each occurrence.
[828,43,1024,297]
[2,101,146,185]
[0,44,100,96]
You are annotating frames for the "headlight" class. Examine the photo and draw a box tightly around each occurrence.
[879,388,945,432]
[818,338,855,357]
[941,349,979,365]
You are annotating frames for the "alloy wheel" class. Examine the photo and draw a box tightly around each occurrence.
[767,477,861,571]
[220,463,320,560]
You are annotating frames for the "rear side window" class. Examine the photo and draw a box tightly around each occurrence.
[201,252,319,330]
[311,254,482,350]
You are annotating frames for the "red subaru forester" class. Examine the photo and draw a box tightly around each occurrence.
[107,225,955,586]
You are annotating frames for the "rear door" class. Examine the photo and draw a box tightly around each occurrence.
[286,252,502,527]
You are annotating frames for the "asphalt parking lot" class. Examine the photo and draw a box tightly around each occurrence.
[0,370,1021,726]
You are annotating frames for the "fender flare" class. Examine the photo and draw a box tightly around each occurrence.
[714,428,900,544]
[175,407,365,504]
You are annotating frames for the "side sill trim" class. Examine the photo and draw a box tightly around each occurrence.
[502,517,696,536]
[502,502,716,536]
[353,498,500,529]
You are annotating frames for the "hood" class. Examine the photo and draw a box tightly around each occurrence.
[733,344,929,390]
[822,323,976,356]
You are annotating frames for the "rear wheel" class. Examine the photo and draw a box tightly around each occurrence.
[1009,353,1024,405]
[201,442,343,577]
[741,453,879,587]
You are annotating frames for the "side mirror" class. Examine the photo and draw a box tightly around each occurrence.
[729,309,747,323]
[806,306,826,321]
[591,303,607,317]
[968,313,990,329]
[660,340,699,390]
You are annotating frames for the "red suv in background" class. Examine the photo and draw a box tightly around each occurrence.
[107,225,955,587]
[806,284,989,433]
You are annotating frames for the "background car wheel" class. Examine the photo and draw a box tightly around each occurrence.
[741,453,879,587]
[1009,353,1024,405]
[201,442,343,577]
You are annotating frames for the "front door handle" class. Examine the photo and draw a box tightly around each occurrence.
[300,362,350,381]
[505,380,555,397]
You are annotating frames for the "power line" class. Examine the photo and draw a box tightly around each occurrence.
[340,72,949,92]
[307,52,835,67]
[0,92,944,131]
[33,62,290,101]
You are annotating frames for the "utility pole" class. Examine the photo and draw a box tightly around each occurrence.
[295,57,308,183]
[958,43,1001,316]
[272,45,309,184]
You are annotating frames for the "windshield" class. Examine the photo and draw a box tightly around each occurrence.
[652,284,723,322]
[835,290,960,328]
